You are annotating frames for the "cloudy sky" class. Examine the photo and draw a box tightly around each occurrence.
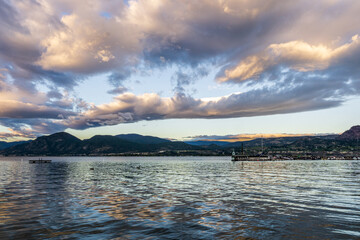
[0,0,360,142]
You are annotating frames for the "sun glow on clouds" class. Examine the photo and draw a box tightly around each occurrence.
[189,133,317,142]
[218,35,360,82]
[1,0,360,140]
[0,128,36,141]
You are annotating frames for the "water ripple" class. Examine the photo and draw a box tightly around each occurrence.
[0,157,359,239]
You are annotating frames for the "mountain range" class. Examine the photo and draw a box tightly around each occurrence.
[0,140,29,150]
[0,132,201,156]
[0,125,359,156]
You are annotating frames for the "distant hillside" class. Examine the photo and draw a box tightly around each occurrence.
[188,135,338,148]
[116,133,171,144]
[82,135,145,154]
[224,137,305,148]
[1,132,82,156]
[0,140,29,150]
[0,132,201,156]
[337,125,360,140]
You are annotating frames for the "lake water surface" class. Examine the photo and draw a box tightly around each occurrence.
[0,157,359,239]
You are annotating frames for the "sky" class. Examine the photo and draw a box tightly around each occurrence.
[0,0,360,142]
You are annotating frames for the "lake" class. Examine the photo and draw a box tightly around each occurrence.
[0,157,359,239]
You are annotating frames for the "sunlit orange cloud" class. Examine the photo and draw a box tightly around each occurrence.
[197,133,316,142]
[218,35,360,83]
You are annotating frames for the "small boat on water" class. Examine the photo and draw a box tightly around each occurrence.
[29,158,52,164]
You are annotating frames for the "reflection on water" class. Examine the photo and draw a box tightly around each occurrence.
[0,157,360,239]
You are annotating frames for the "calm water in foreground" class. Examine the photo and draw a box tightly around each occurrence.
[0,157,359,239]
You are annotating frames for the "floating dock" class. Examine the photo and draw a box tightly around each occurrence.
[231,154,271,161]
[29,159,52,164]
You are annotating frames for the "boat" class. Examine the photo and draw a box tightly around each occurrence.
[29,158,52,164]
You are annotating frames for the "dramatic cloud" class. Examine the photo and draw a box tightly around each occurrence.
[1,0,360,140]
[218,35,360,82]
[64,79,341,130]
[0,100,71,119]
